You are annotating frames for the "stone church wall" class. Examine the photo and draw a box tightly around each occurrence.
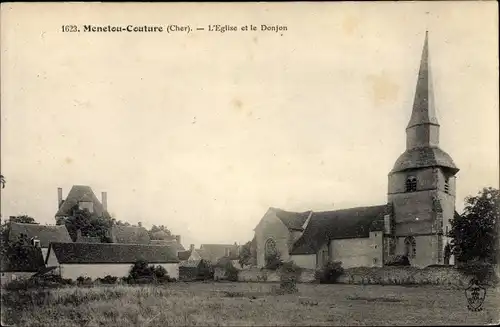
[254,209,292,267]
[330,232,383,268]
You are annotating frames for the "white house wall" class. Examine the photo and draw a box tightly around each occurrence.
[59,263,179,280]
[290,254,316,269]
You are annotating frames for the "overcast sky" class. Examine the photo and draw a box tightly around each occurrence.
[1,2,498,248]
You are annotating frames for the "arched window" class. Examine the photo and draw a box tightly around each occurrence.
[405,176,417,192]
[264,238,277,257]
[404,236,416,258]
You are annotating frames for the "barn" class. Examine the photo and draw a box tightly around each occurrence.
[45,242,179,280]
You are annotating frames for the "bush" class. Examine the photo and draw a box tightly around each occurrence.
[317,261,344,284]
[4,275,73,291]
[457,261,498,285]
[126,260,172,284]
[76,276,93,286]
[386,255,410,266]
[279,261,302,293]
[226,263,239,282]
[265,252,283,270]
[97,275,118,284]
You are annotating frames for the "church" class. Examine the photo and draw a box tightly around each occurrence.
[253,32,459,269]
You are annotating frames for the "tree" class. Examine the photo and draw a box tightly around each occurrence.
[57,205,113,242]
[449,187,499,264]
[0,174,5,189]
[149,225,172,240]
[238,241,253,268]
[8,215,37,224]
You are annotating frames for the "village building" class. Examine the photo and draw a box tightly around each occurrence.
[1,246,45,284]
[55,185,110,220]
[8,222,72,259]
[253,32,459,270]
[178,244,212,281]
[198,243,240,265]
[45,242,180,280]
[150,234,186,254]
[213,256,240,281]
[178,244,202,262]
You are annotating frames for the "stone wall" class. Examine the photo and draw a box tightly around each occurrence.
[337,266,479,287]
[237,268,316,283]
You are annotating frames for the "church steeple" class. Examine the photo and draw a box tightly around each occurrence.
[406,31,440,150]
[391,31,458,175]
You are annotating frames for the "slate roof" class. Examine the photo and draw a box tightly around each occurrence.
[0,247,45,272]
[290,204,387,255]
[273,208,311,231]
[199,244,239,263]
[150,239,185,251]
[110,226,151,244]
[391,147,459,174]
[9,222,72,248]
[56,185,110,218]
[48,242,179,264]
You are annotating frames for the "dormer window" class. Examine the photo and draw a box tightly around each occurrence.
[78,201,94,213]
[405,176,417,192]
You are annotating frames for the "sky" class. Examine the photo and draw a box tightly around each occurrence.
[1,2,498,248]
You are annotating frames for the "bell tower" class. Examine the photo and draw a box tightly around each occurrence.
[387,32,459,267]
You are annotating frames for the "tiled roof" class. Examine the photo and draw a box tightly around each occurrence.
[391,147,458,174]
[273,208,311,231]
[110,226,151,244]
[1,247,45,272]
[290,205,387,255]
[180,259,202,268]
[55,185,110,218]
[9,222,72,248]
[178,250,191,261]
[48,242,179,264]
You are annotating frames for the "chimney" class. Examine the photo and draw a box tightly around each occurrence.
[101,192,108,211]
[57,188,63,207]
[175,235,181,244]
[190,244,195,252]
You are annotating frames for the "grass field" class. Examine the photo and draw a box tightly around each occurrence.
[2,282,499,326]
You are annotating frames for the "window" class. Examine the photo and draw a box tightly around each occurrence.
[389,238,396,256]
[404,236,416,258]
[264,238,277,257]
[444,177,450,194]
[405,176,417,192]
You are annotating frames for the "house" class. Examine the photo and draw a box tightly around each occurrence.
[179,259,212,281]
[55,185,110,219]
[1,246,45,285]
[178,244,202,261]
[198,243,240,265]
[150,235,185,254]
[45,242,179,280]
[8,222,72,259]
[178,244,212,281]
[253,32,459,269]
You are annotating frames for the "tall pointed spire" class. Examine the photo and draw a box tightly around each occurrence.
[391,31,459,174]
[405,31,440,149]
[407,31,439,129]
